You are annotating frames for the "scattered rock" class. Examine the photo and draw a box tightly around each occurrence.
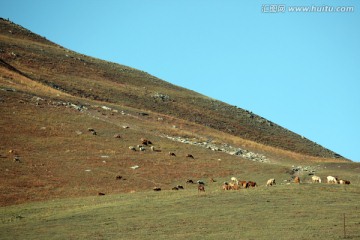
[162,134,269,163]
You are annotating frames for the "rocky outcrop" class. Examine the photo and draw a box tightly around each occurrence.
[162,135,269,163]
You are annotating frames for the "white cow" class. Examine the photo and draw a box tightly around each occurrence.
[327,176,337,184]
[231,177,239,185]
[266,178,276,186]
[312,175,321,183]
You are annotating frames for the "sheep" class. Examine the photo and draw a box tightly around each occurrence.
[311,175,321,183]
[266,178,276,186]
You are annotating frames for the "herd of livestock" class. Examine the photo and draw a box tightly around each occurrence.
[126,137,352,193]
[219,175,351,192]
[153,175,351,193]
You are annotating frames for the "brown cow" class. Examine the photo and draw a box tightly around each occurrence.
[222,182,231,190]
[339,179,350,185]
[229,183,240,190]
[141,138,152,145]
[294,176,300,184]
[248,181,257,187]
[198,184,205,193]
[239,181,248,188]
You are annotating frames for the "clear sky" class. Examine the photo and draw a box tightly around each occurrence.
[1,0,359,161]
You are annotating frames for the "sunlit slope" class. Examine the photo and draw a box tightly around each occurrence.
[0,18,345,159]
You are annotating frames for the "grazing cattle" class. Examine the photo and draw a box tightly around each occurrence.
[115,175,122,180]
[150,146,155,151]
[153,187,161,191]
[312,175,321,183]
[186,179,194,184]
[266,178,276,186]
[248,181,257,187]
[231,177,239,185]
[229,183,240,190]
[113,134,121,138]
[169,152,176,157]
[98,192,105,196]
[197,180,205,185]
[129,146,136,151]
[210,178,216,183]
[198,184,205,193]
[177,185,184,189]
[294,176,300,184]
[327,176,337,184]
[239,181,248,188]
[139,146,145,151]
[172,187,179,190]
[141,138,152,146]
[222,182,231,190]
[186,154,194,159]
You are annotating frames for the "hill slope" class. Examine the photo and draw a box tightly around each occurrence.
[0,18,344,159]
[0,18,351,206]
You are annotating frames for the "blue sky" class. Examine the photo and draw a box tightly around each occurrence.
[1,1,359,161]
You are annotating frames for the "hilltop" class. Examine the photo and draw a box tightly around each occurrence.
[0,18,351,206]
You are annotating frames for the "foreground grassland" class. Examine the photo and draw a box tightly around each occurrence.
[1,183,359,240]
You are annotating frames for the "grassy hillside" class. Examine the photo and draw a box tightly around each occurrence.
[1,183,360,240]
[0,18,344,159]
[0,18,356,209]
